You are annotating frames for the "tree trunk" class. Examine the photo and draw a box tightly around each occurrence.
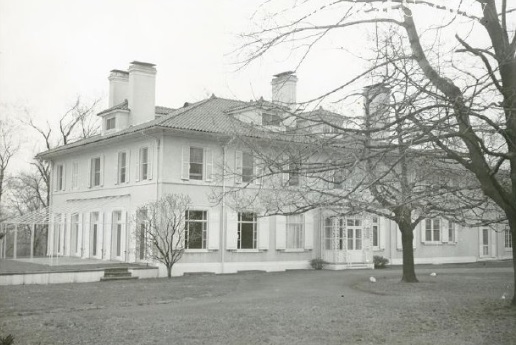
[166,264,173,278]
[400,226,418,283]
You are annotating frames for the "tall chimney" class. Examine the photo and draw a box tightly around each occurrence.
[271,71,297,107]
[128,61,156,126]
[108,70,129,107]
[364,83,390,130]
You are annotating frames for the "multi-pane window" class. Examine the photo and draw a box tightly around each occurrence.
[286,214,304,249]
[482,228,490,256]
[324,217,333,250]
[425,218,441,242]
[238,212,257,249]
[288,157,300,186]
[112,211,122,257]
[448,222,456,243]
[372,217,379,248]
[347,218,362,250]
[56,164,64,191]
[90,157,101,187]
[118,152,127,183]
[242,152,254,183]
[185,210,207,249]
[190,147,204,180]
[139,147,149,180]
[262,113,281,126]
[72,162,78,189]
[90,212,99,257]
[505,228,512,249]
[106,117,116,130]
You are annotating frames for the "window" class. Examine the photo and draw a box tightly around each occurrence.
[242,152,254,183]
[139,147,149,180]
[505,228,513,249]
[185,210,207,249]
[262,113,281,126]
[56,164,64,191]
[138,209,147,260]
[71,213,79,255]
[347,218,362,250]
[106,116,116,130]
[482,228,490,256]
[332,170,345,189]
[90,212,99,257]
[288,157,300,186]
[118,152,127,184]
[324,218,333,250]
[238,212,257,249]
[322,124,338,134]
[286,214,304,249]
[90,157,101,187]
[448,222,456,243]
[72,162,78,189]
[112,211,122,257]
[425,218,441,242]
[372,217,379,248]
[190,147,204,180]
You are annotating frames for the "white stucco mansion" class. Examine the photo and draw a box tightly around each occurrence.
[33,61,512,276]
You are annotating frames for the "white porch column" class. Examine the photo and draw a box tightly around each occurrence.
[13,225,18,259]
[30,224,35,259]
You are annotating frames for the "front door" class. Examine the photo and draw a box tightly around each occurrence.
[346,218,363,263]
[482,228,490,256]
[322,216,364,264]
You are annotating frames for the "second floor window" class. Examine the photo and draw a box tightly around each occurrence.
[71,162,78,189]
[139,147,149,180]
[56,164,64,191]
[262,113,281,126]
[288,157,300,186]
[90,157,101,187]
[118,152,127,183]
[242,152,254,183]
[189,147,204,180]
[106,117,116,130]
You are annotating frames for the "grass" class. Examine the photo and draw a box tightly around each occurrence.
[0,266,514,345]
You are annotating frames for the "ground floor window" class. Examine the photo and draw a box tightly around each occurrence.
[185,210,207,249]
[238,212,257,249]
[425,218,440,242]
[505,228,512,249]
[324,217,333,250]
[71,213,79,255]
[372,217,379,248]
[90,212,99,257]
[347,218,362,250]
[286,214,304,249]
[448,222,456,243]
[482,228,490,256]
[112,211,122,257]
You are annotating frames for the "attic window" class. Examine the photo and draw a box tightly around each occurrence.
[262,113,281,126]
[106,117,116,130]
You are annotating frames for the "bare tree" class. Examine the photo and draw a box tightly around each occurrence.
[0,117,20,221]
[135,194,193,278]
[238,0,516,305]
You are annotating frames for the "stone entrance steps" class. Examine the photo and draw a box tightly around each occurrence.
[100,267,138,282]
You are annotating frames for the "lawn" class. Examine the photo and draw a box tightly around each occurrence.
[0,265,515,345]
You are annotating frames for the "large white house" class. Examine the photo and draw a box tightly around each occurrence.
[35,61,512,277]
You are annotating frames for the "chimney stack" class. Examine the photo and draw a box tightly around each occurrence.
[128,61,157,126]
[364,83,390,130]
[271,71,297,108]
[108,70,129,107]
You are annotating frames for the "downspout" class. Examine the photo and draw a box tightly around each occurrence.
[221,144,226,274]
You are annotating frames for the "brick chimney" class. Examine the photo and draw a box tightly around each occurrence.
[271,71,297,107]
[108,70,129,107]
[128,61,157,126]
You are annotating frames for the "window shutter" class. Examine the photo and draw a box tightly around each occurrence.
[126,151,131,183]
[62,164,66,191]
[115,153,120,185]
[282,162,289,186]
[441,219,449,243]
[226,210,238,250]
[396,225,402,250]
[207,209,220,250]
[255,157,263,185]
[235,150,243,184]
[379,217,386,250]
[412,226,417,249]
[78,213,83,256]
[53,165,58,192]
[205,148,213,182]
[87,159,92,188]
[100,155,105,186]
[148,146,153,180]
[304,212,314,250]
[98,212,104,258]
[181,146,190,180]
[275,215,286,250]
[136,149,141,182]
[257,216,269,250]
[421,220,427,243]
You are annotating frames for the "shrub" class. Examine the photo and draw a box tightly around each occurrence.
[373,255,389,269]
[310,258,328,270]
[0,334,15,345]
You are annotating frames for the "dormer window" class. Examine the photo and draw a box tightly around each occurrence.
[262,113,281,126]
[106,117,116,130]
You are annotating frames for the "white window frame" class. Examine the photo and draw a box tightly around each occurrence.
[112,210,123,257]
[189,147,204,180]
[347,218,362,250]
[448,221,457,243]
[242,152,254,183]
[372,217,380,250]
[139,147,149,181]
[237,212,257,249]
[55,164,65,191]
[286,214,304,249]
[185,210,208,250]
[106,116,116,130]
[505,227,513,250]
[424,218,441,243]
[90,212,99,257]
[90,157,102,187]
[117,151,128,184]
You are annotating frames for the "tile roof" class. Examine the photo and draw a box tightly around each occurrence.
[97,100,129,116]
